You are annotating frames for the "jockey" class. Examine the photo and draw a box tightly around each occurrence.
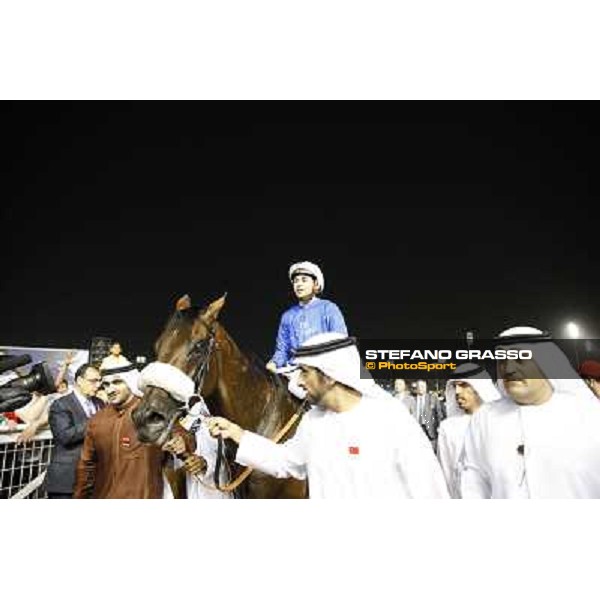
[266,261,349,399]
[266,261,348,386]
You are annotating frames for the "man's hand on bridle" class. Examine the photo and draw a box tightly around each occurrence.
[162,434,186,455]
[207,416,244,444]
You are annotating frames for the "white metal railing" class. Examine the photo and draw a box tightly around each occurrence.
[0,427,54,499]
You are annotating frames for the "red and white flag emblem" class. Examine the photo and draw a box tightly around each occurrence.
[348,446,360,455]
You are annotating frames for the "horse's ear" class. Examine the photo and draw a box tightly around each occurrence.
[176,294,192,311]
[203,294,227,324]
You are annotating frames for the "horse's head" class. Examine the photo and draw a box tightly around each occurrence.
[132,293,226,445]
[152,294,226,368]
[131,386,184,445]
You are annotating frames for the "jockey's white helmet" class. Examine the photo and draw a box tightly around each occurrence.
[288,261,325,293]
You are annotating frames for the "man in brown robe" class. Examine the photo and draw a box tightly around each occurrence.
[74,362,193,499]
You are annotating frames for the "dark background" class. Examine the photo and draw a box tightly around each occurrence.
[2,102,599,362]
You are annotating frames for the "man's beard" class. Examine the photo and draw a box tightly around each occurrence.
[306,393,323,406]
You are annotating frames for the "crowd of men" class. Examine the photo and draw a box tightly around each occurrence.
[3,259,600,499]
[3,331,600,500]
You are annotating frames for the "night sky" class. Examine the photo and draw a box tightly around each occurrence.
[2,102,599,362]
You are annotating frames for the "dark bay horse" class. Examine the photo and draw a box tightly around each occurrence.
[132,294,307,499]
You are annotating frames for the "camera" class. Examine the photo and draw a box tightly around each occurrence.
[0,354,57,413]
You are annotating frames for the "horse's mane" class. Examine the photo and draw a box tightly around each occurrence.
[235,344,301,417]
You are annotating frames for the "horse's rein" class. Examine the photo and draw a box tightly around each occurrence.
[211,396,309,493]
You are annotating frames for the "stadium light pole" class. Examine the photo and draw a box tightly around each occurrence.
[466,330,475,350]
[565,321,581,366]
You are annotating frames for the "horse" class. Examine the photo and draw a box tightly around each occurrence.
[131,294,307,499]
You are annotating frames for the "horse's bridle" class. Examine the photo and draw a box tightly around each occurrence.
[185,320,217,396]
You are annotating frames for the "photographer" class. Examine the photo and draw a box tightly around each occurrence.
[0,354,59,429]
[15,352,75,443]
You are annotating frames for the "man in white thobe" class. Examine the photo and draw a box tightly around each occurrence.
[436,363,500,498]
[208,333,449,499]
[179,396,232,500]
[138,362,232,499]
[460,326,600,499]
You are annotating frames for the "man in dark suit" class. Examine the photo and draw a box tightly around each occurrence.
[46,363,104,498]
[403,380,446,450]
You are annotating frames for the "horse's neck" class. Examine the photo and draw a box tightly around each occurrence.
[207,326,296,436]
